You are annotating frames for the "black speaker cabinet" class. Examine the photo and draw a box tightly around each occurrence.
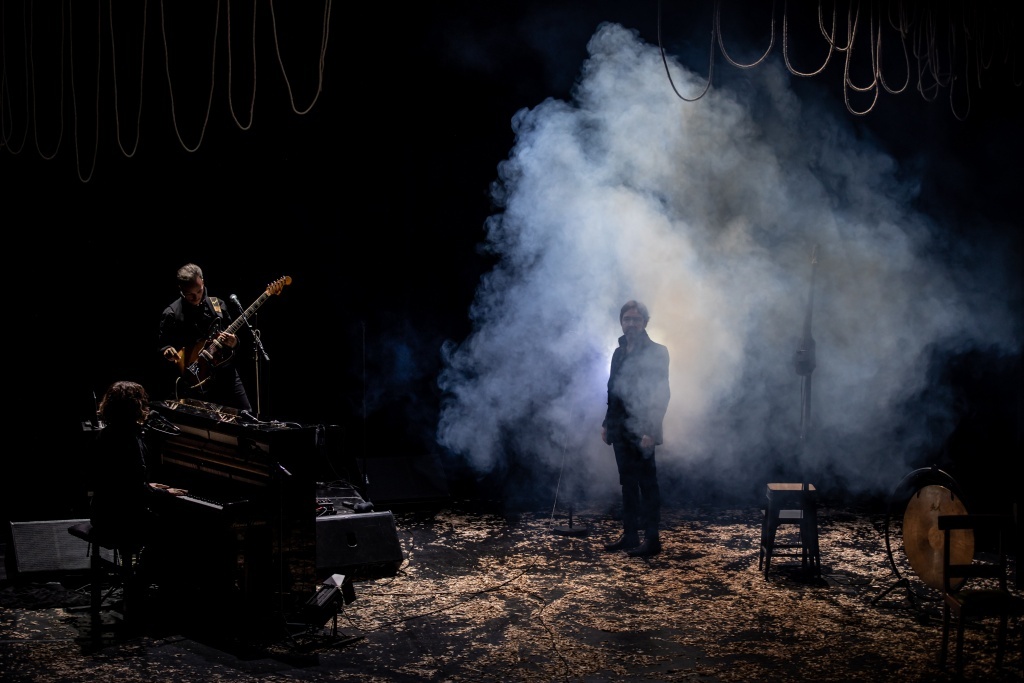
[9,519,113,575]
[316,511,404,579]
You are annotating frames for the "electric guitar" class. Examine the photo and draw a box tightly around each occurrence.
[176,275,292,390]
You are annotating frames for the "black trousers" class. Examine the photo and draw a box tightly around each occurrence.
[612,439,661,537]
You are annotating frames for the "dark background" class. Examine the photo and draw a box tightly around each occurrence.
[2,2,1021,523]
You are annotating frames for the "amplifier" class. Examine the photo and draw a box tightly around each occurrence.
[9,519,113,575]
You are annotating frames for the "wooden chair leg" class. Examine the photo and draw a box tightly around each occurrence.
[758,510,770,571]
[762,521,779,577]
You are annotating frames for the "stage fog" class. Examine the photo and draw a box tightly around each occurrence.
[433,23,1021,511]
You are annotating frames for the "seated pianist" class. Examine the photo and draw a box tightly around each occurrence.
[89,380,188,622]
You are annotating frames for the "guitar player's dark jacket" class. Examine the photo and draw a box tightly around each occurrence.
[157,292,250,411]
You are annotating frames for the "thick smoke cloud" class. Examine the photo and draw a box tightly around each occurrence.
[437,23,1019,507]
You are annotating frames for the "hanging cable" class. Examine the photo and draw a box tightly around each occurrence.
[715,0,776,69]
[878,0,911,95]
[657,0,1018,120]
[1,1,32,154]
[160,0,219,153]
[781,0,835,78]
[268,0,331,115]
[226,0,256,131]
[30,0,64,160]
[658,0,713,102]
[108,0,147,158]
[69,0,100,183]
[947,6,971,121]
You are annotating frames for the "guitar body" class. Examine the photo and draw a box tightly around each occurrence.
[175,324,234,390]
[174,276,292,391]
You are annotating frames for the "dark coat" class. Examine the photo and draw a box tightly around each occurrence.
[602,330,670,445]
[89,422,156,546]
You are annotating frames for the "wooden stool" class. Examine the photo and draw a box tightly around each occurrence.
[67,521,142,619]
[758,483,821,578]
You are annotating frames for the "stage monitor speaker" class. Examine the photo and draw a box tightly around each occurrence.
[316,511,403,579]
[9,519,113,575]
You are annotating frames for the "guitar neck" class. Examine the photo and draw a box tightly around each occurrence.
[224,292,272,335]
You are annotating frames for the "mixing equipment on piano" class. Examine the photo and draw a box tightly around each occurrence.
[149,399,318,487]
[153,397,241,424]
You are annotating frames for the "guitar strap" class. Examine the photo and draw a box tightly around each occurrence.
[208,296,225,317]
[189,296,226,343]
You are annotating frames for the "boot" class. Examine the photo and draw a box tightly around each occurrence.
[626,536,661,557]
[603,531,640,552]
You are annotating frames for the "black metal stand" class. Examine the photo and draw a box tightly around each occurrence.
[552,504,589,537]
[286,574,362,652]
[793,245,819,444]
[232,299,270,418]
[550,412,589,537]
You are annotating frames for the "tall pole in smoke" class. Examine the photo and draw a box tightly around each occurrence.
[794,245,819,443]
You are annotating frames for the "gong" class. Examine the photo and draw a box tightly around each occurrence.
[902,484,974,590]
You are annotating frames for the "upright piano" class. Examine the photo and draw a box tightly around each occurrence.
[144,398,321,638]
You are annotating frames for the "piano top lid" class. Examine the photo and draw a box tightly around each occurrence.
[151,399,316,437]
[153,398,240,424]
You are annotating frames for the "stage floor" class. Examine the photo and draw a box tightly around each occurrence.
[1,500,1021,682]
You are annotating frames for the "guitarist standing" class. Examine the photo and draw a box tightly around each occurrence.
[157,263,252,412]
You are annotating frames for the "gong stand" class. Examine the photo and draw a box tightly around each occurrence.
[872,465,969,609]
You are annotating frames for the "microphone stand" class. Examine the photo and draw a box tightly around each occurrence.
[793,245,818,445]
[234,302,271,418]
[551,408,589,537]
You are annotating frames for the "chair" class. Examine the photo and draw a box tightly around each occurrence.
[937,513,1024,678]
[758,482,821,579]
[66,521,143,621]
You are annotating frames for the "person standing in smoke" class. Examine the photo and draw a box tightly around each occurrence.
[601,300,671,557]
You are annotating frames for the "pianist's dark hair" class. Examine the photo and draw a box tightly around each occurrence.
[99,381,150,426]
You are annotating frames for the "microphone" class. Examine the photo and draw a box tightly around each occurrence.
[144,410,180,436]
[241,409,264,424]
[229,294,245,317]
[91,391,101,429]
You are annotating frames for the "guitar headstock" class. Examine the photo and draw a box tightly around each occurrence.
[266,276,292,296]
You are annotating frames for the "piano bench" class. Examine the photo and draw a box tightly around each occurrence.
[67,521,143,618]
